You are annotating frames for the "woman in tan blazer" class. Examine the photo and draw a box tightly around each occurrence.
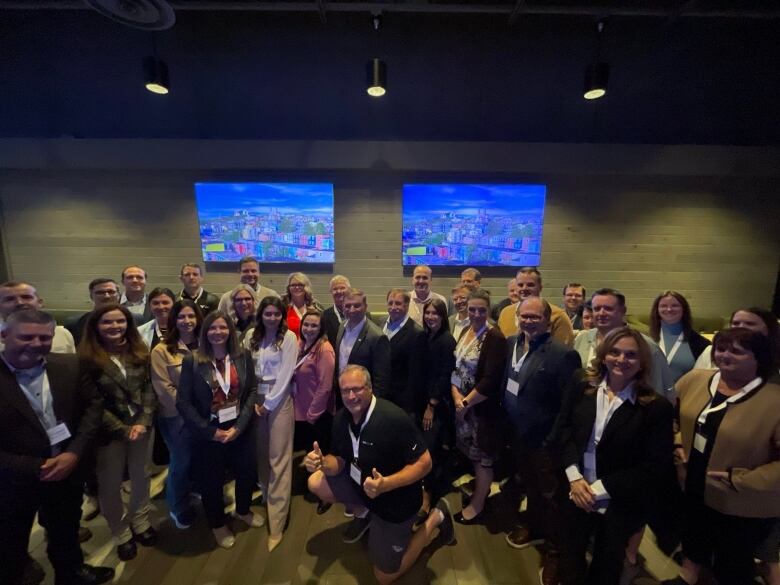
[150,299,203,530]
[664,328,780,585]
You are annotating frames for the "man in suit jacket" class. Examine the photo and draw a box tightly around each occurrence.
[501,298,581,584]
[562,283,586,331]
[119,265,153,324]
[334,288,390,398]
[0,309,113,585]
[382,289,426,414]
[322,274,351,345]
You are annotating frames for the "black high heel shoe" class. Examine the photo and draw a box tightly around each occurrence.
[454,509,484,525]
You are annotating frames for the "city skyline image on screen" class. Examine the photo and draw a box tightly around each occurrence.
[402,183,546,266]
[195,182,335,263]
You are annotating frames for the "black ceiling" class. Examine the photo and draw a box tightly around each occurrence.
[1,2,778,145]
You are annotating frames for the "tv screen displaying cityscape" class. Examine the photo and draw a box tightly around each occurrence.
[402,183,546,266]
[194,182,335,263]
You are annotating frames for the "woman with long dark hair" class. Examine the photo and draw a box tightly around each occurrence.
[247,295,298,551]
[177,311,262,549]
[558,327,675,585]
[78,304,157,561]
[150,299,203,529]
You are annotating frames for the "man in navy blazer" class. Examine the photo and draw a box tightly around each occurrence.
[0,309,113,585]
[501,298,581,584]
[381,289,426,415]
[334,288,390,398]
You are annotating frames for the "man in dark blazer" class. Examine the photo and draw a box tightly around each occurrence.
[381,289,426,415]
[0,309,113,585]
[334,288,390,398]
[501,297,581,585]
[322,275,351,346]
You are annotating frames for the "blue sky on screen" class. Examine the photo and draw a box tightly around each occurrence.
[195,182,333,217]
[403,183,546,219]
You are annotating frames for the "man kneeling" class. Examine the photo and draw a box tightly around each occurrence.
[305,364,454,584]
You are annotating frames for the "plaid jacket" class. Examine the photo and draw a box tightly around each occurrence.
[90,358,157,443]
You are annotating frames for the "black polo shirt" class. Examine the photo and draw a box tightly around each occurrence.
[331,397,427,523]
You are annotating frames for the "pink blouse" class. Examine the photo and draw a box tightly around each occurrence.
[292,339,336,423]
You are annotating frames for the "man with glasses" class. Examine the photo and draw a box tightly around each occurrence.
[305,365,454,585]
[64,278,142,346]
[500,297,581,584]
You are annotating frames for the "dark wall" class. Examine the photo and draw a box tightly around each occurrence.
[1,10,779,144]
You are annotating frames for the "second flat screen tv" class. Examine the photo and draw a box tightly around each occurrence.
[402,183,546,266]
[195,182,335,263]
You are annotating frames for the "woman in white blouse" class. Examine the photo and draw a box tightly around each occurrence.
[245,295,298,552]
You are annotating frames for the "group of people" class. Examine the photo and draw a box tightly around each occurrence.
[1,256,779,585]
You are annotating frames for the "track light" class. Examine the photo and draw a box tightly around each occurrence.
[583,62,609,100]
[583,20,608,100]
[367,58,387,97]
[143,56,169,95]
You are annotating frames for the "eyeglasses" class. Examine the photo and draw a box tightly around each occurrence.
[289,283,305,289]
[340,385,367,396]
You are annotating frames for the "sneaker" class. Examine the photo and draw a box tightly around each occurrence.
[505,525,545,550]
[434,498,455,545]
[343,509,355,518]
[539,555,561,585]
[170,508,195,530]
[341,515,371,543]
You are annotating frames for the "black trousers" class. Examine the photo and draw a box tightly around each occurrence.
[417,403,451,502]
[293,412,333,455]
[0,478,84,585]
[681,493,773,585]
[515,441,568,550]
[559,499,641,585]
[192,426,257,529]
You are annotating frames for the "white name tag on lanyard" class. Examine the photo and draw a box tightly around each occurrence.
[350,462,362,484]
[46,422,71,446]
[218,404,238,423]
[506,378,520,396]
[693,433,707,453]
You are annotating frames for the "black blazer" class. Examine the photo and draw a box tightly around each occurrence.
[177,350,258,443]
[560,378,675,517]
[422,328,457,413]
[334,318,391,397]
[0,354,103,483]
[322,306,343,348]
[687,330,711,361]
[500,333,582,449]
[382,318,426,414]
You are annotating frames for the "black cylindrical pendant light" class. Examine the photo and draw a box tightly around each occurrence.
[583,62,609,100]
[366,58,387,97]
[143,56,169,95]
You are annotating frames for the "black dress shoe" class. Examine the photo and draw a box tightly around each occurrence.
[57,564,115,585]
[134,526,158,547]
[316,500,332,515]
[78,526,93,543]
[117,539,137,561]
[454,509,484,525]
[22,556,45,585]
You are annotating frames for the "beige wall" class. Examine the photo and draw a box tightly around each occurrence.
[0,139,778,320]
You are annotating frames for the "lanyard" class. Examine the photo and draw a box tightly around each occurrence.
[349,395,377,460]
[335,308,344,324]
[511,336,529,372]
[697,372,762,426]
[383,316,409,340]
[213,355,232,397]
[659,332,684,364]
[110,356,127,379]
[455,324,488,367]
[292,304,306,320]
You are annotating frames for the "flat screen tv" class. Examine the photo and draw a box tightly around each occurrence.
[194,182,335,263]
[402,183,546,266]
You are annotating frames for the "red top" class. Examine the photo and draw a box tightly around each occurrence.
[210,358,239,413]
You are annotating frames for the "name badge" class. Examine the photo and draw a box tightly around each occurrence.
[46,422,72,446]
[218,404,238,423]
[693,433,707,453]
[450,373,461,388]
[506,378,519,396]
[350,462,362,485]
[583,452,596,471]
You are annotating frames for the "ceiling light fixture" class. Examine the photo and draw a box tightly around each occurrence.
[143,55,169,94]
[583,20,608,100]
[366,13,386,98]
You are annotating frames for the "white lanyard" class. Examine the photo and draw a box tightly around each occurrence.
[213,355,232,397]
[659,332,684,364]
[349,395,377,460]
[383,316,409,340]
[110,356,127,379]
[334,308,344,324]
[511,337,529,372]
[293,304,306,320]
[697,372,762,426]
[455,324,488,367]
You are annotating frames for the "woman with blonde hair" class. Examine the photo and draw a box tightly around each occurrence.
[282,272,324,338]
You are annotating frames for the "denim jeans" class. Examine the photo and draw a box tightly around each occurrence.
[157,414,192,517]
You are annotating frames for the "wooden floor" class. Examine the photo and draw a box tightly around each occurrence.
[29,464,679,585]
